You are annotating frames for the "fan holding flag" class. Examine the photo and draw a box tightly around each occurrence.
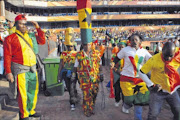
[72,0,103,117]
[139,42,180,120]
[113,33,152,120]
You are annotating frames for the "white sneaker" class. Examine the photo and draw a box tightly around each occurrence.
[122,105,129,114]
[71,104,75,111]
[114,102,120,107]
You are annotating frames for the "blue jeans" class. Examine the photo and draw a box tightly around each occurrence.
[124,103,143,120]
[148,90,180,120]
[134,105,142,120]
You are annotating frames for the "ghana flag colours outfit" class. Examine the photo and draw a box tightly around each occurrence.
[59,27,78,107]
[116,46,152,106]
[140,49,180,94]
[76,0,102,116]
[74,49,101,116]
[60,50,78,106]
[4,27,45,118]
[140,48,180,120]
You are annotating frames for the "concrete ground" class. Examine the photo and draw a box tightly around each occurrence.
[0,66,174,120]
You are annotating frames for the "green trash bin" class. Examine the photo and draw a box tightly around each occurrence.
[43,57,64,96]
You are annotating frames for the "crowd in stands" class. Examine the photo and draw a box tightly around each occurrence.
[26,11,179,16]
[30,18,178,29]
[1,20,179,42]
[2,19,178,41]
[6,10,179,17]
[54,27,179,42]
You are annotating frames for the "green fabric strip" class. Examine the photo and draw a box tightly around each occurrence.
[137,56,144,77]
[25,72,37,112]
[28,33,38,54]
[25,73,29,114]
[123,91,150,105]
[81,29,92,44]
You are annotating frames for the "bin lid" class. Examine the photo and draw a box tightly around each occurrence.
[43,57,60,64]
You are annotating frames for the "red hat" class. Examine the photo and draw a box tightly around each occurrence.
[15,14,27,22]
[94,40,98,44]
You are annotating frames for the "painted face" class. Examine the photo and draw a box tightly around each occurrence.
[17,20,27,34]
[130,35,141,49]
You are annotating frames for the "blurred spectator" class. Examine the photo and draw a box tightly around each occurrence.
[0,39,4,78]
[0,22,9,41]
[174,36,180,47]
[146,46,150,51]
[0,21,9,79]
[57,39,66,56]
[7,21,16,35]
[154,42,162,55]
[99,42,106,66]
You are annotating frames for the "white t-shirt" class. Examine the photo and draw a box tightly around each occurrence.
[117,46,152,77]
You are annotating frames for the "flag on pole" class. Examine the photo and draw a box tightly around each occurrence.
[77,0,92,44]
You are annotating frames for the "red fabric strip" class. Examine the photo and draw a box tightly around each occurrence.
[162,50,180,92]
[120,75,143,85]
[128,56,137,77]
[77,0,91,10]
[4,34,23,74]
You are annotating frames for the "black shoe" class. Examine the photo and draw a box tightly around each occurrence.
[19,111,29,120]
[85,112,92,117]
[91,106,95,115]
[29,113,41,118]
[19,117,29,120]
[91,111,95,115]
[64,87,68,92]
[44,90,51,96]
[43,82,47,91]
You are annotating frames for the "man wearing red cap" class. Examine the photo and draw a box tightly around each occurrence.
[3,14,45,120]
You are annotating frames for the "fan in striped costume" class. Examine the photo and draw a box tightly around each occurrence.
[4,14,45,120]
[73,0,103,117]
